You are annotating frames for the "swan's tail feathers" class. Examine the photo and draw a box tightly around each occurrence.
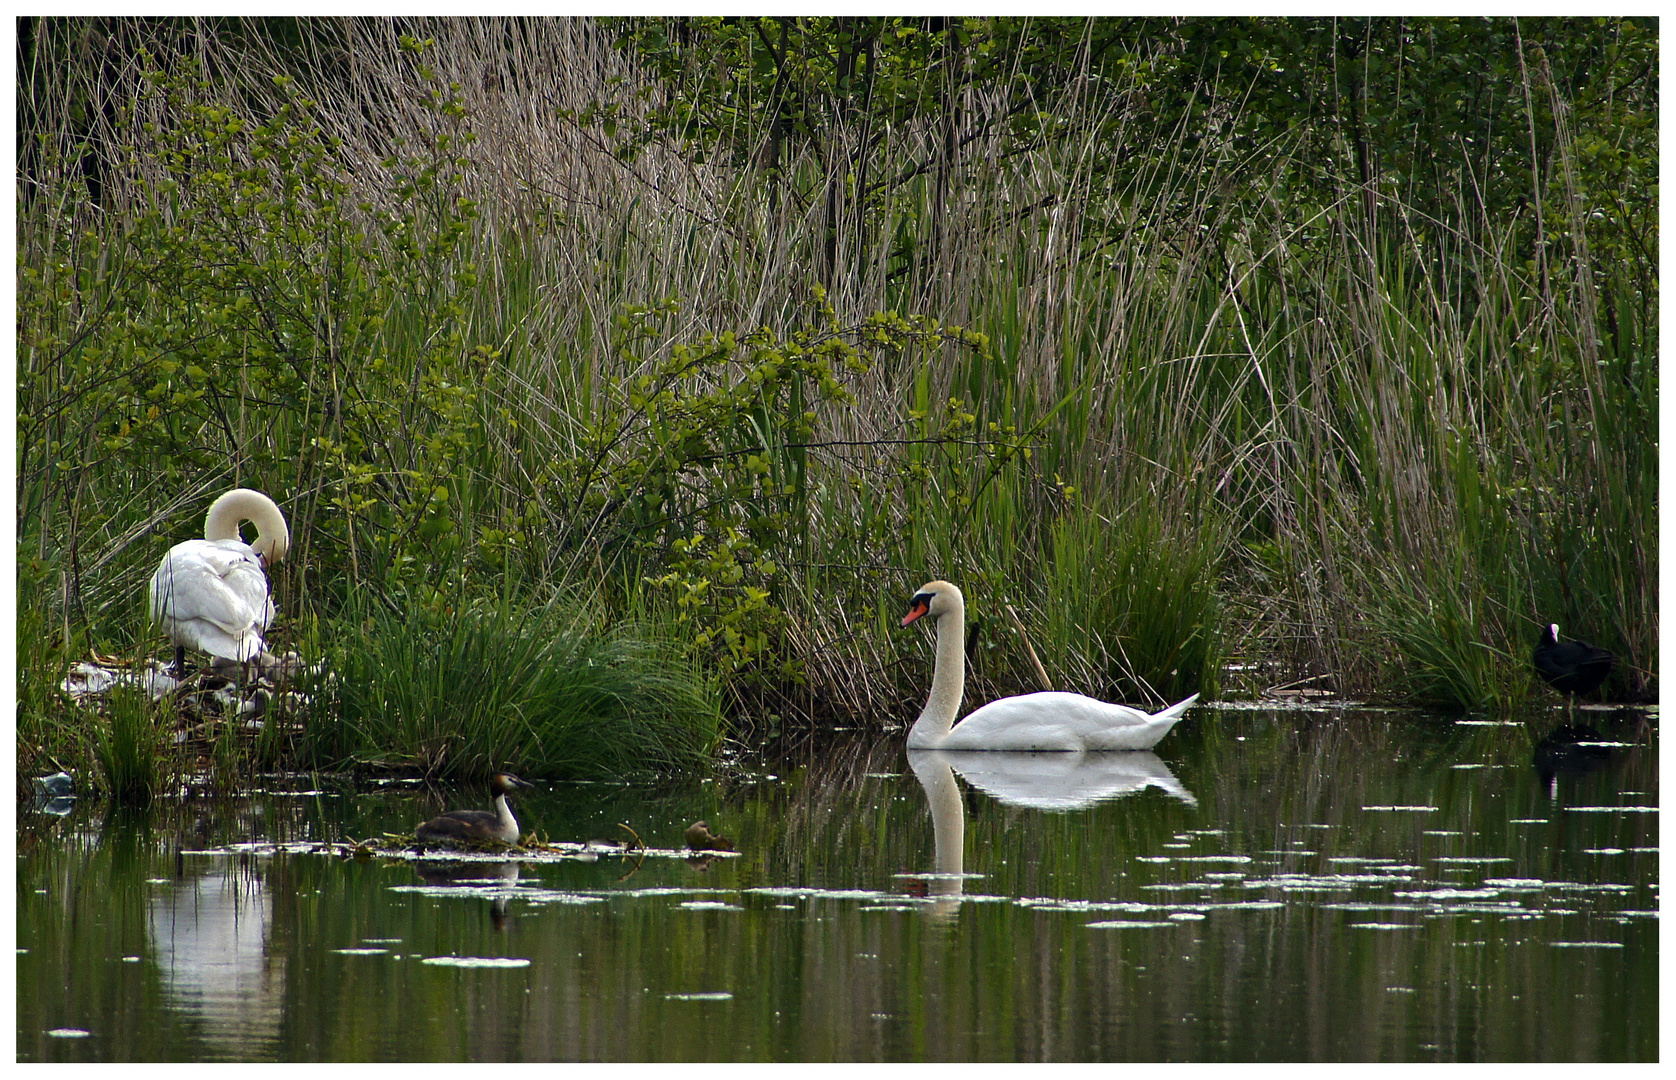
[1155,693,1200,720]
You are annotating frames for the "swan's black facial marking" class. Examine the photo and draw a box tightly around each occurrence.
[902,590,936,627]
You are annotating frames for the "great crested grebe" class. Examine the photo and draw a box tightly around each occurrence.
[902,580,1198,751]
[149,488,290,678]
[415,773,532,844]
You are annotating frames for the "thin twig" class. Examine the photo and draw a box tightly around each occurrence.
[1005,604,1054,692]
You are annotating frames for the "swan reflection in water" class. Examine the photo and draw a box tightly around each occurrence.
[413,860,522,931]
[905,748,1197,920]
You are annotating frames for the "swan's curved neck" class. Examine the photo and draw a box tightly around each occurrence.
[204,490,289,561]
[912,603,966,743]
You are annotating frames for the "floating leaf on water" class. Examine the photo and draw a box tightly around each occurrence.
[1433,856,1513,863]
[744,887,890,901]
[1017,898,1163,912]
[1484,879,1636,893]
[1565,806,1658,813]
[1140,882,1224,891]
[1551,941,1625,948]
[517,891,609,907]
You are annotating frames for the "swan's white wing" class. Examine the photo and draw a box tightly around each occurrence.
[938,691,1195,751]
[150,539,274,660]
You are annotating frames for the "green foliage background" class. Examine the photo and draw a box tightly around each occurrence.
[15,16,1658,783]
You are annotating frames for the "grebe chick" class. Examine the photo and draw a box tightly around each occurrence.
[415,773,532,844]
[684,820,733,851]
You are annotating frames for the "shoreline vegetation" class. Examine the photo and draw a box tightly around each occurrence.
[16,17,1657,798]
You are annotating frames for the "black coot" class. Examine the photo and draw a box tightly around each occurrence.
[1533,623,1614,696]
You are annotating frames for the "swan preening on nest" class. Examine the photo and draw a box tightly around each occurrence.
[148,488,290,677]
[901,580,1198,751]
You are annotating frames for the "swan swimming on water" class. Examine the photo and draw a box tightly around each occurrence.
[901,580,1198,751]
[148,488,290,677]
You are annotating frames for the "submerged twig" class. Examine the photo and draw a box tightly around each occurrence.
[615,821,647,881]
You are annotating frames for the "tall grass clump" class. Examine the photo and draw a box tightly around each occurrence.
[316,589,722,779]
[87,687,174,804]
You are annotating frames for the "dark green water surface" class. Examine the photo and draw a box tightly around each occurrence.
[16,704,1658,1061]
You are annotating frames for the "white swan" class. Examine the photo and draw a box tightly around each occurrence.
[902,580,1198,751]
[148,488,290,676]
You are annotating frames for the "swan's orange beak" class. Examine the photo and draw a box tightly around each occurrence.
[902,594,931,627]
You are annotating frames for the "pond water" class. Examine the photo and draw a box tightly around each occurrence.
[16,704,1658,1062]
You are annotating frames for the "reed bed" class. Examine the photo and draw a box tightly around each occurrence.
[16,17,1657,789]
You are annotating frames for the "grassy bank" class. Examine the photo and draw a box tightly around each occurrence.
[16,17,1657,791]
